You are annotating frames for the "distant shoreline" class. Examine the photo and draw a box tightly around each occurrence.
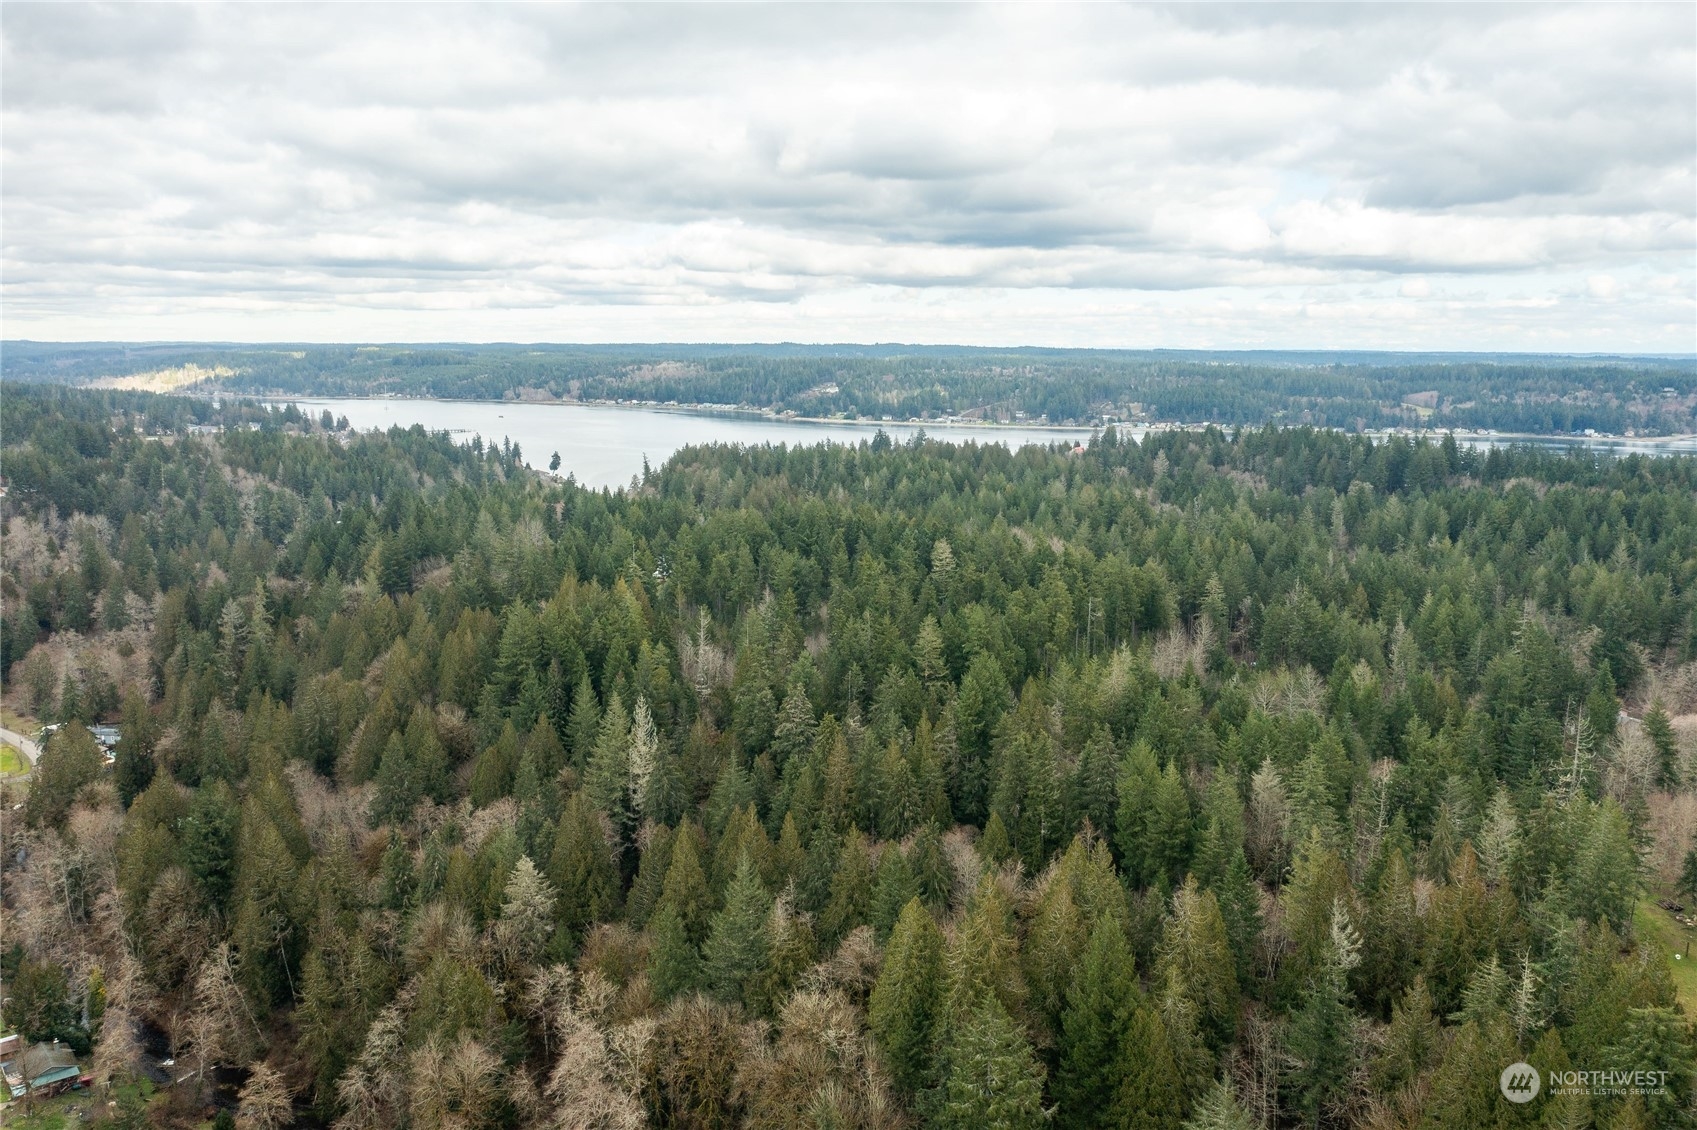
[267,391,1106,434]
[264,391,1697,446]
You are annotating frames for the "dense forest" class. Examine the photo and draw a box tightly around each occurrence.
[6,380,1697,1129]
[6,342,1696,435]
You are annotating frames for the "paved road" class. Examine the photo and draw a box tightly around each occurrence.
[0,726,41,768]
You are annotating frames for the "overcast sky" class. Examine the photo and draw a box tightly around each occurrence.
[3,3,1693,350]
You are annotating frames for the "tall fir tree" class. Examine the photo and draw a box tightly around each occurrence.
[936,995,1047,1130]
[870,843,920,941]
[1156,878,1240,1052]
[547,791,621,933]
[1116,740,1162,887]
[702,853,772,1007]
[566,673,600,771]
[1284,900,1360,1130]
[869,897,946,1095]
[584,691,634,841]
[1110,1002,1185,1130]
[1055,916,1140,1130]
[1644,700,1679,787]
[648,903,701,1001]
[658,823,714,945]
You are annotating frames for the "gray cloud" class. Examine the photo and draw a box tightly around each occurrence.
[1,2,1692,348]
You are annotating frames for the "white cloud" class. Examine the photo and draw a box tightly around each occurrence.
[1,3,1693,349]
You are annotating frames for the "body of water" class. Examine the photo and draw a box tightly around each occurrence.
[279,397,1697,491]
[284,398,1097,489]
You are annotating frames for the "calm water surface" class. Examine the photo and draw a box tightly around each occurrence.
[287,398,1097,489]
[283,397,1697,491]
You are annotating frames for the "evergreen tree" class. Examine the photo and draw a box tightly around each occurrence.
[821,830,876,946]
[377,831,414,911]
[770,682,816,771]
[712,803,771,893]
[1116,739,1162,887]
[979,811,1014,866]
[1370,975,1438,1096]
[23,722,104,830]
[370,732,420,827]
[1644,700,1679,787]
[936,995,1047,1130]
[1355,849,1420,1019]
[912,712,953,829]
[1110,1002,1184,1130]
[114,692,157,808]
[1180,1079,1254,1130]
[702,854,772,1007]
[625,822,674,929]
[584,691,633,839]
[566,673,600,770]
[468,720,521,807]
[1191,769,1246,890]
[1284,900,1360,1129]
[869,897,946,1095]
[1278,828,1353,1006]
[1680,847,1697,905]
[548,791,621,933]
[658,823,714,945]
[770,812,805,893]
[1605,1006,1693,1129]
[180,781,239,913]
[499,855,558,963]
[1055,916,1140,1130]
[648,903,701,1001]
[870,843,920,941]
[1067,726,1119,840]
[1571,797,1640,931]
[1156,878,1239,1051]
[1148,760,1194,887]
[1212,850,1263,990]
[912,823,954,911]
[989,696,1063,871]
[1287,750,1341,852]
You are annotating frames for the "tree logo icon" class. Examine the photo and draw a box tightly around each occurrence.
[1500,1062,1541,1103]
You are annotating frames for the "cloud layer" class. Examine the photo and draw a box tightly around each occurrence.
[3,4,1693,349]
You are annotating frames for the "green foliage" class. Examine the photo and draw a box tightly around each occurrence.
[24,721,105,829]
[1055,916,1140,1130]
[548,790,621,933]
[649,904,702,1001]
[870,898,946,1095]
[701,854,772,1007]
[936,995,1048,1130]
[1111,1002,1185,1130]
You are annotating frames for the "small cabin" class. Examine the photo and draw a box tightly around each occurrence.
[2,1039,83,1098]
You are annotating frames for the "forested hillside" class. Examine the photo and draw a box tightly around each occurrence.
[7,341,1695,435]
[5,382,1697,1129]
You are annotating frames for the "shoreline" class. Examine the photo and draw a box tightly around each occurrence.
[264,392,1697,446]
[266,392,1106,434]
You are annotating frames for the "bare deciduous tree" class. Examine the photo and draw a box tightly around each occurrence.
[237,1061,295,1130]
[409,1035,502,1130]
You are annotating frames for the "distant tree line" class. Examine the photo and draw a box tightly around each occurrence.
[6,342,1694,433]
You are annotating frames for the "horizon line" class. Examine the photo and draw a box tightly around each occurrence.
[6,339,1695,360]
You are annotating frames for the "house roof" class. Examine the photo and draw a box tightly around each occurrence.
[2,1041,81,1094]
